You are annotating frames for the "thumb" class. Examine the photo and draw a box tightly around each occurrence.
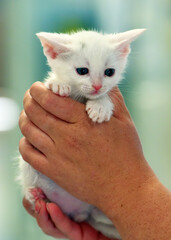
[109,87,131,120]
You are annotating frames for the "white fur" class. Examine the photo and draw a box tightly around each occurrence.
[19,29,145,239]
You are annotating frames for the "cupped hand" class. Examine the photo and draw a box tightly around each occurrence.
[19,82,153,215]
[23,197,115,240]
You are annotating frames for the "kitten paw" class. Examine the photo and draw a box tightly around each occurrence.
[25,187,46,210]
[86,101,113,123]
[46,82,71,96]
[71,212,89,222]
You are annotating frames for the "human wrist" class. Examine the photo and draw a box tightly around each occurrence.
[96,158,171,239]
[113,178,171,240]
[95,155,152,212]
[95,156,157,226]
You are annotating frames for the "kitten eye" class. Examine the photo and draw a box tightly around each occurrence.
[104,68,115,77]
[76,68,89,75]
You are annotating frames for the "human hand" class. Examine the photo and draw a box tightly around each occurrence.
[19,82,171,239]
[23,197,115,240]
[19,82,155,215]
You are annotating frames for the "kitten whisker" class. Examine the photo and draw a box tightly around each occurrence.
[19,29,145,240]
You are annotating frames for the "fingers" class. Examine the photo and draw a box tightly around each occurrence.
[23,197,114,240]
[29,82,86,123]
[23,197,35,217]
[109,87,131,120]
[47,204,109,240]
[29,82,130,125]
[47,203,82,240]
[23,196,66,238]
[19,137,47,173]
[35,200,65,238]
[19,111,54,155]
[23,89,63,138]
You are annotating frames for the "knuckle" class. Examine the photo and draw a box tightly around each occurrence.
[18,110,24,128]
[23,90,30,106]
[122,119,135,137]
[24,98,36,117]
[37,138,46,151]
[19,138,28,160]
[31,159,42,172]
[30,82,41,95]
[20,119,30,136]
[124,115,134,128]
[19,138,24,153]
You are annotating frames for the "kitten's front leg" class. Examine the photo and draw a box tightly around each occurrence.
[86,95,114,123]
[45,78,71,97]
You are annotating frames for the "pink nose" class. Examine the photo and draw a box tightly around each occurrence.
[92,85,102,91]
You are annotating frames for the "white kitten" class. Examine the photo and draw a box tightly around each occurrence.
[19,29,145,239]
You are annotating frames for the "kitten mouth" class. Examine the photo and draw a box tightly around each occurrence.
[91,90,101,95]
[87,90,103,99]
[92,91,99,95]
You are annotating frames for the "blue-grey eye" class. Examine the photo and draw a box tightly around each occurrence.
[104,68,115,77]
[76,68,89,75]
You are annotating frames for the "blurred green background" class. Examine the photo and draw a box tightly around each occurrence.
[0,0,171,239]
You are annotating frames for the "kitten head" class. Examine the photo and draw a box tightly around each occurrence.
[36,29,145,99]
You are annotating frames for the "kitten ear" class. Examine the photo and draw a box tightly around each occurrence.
[113,29,146,57]
[36,32,71,59]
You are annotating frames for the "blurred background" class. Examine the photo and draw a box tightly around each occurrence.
[0,0,171,239]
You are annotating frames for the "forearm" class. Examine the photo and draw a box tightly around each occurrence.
[99,158,171,240]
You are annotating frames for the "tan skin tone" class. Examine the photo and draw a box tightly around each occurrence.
[19,82,171,240]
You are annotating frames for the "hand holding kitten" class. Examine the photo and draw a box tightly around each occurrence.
[19,82,171,240]
[19,82,151,211]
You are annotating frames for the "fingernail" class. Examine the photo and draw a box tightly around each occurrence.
[35,200,41,214]
[46,202,50,211]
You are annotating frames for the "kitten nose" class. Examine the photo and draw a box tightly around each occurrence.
[92,84,102,91]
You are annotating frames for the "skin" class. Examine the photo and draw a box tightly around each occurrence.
[23,198,113,240]
[19,82,171,240]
